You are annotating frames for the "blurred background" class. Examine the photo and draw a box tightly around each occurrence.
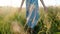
[0,0,60,34]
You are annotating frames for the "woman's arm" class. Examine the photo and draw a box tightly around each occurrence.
[18,0,25,12]
[40,0,47,12]
[40,0,46,8]
[20,0,25,8]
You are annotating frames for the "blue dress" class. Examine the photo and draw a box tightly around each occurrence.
[26,0,40,29]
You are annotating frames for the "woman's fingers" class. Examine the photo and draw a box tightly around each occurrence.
[18,7,22,13]
[44,7,48,13]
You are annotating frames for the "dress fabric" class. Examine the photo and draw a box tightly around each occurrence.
[26,0,40,28]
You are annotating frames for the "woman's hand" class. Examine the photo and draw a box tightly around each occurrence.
[44,7,48,13]
[18,6,22,13]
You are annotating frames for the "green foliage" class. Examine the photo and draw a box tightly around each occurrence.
[0,7,60,34]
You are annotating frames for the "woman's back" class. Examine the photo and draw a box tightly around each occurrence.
[26,0,38,7]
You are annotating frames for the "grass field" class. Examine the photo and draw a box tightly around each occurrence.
[0,6,60,34]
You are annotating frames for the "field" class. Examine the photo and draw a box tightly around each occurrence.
[0,6,60,34]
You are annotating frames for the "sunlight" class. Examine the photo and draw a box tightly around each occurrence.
[0,0,60,7]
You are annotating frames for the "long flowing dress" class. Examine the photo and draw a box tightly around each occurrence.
[26,0,40,29]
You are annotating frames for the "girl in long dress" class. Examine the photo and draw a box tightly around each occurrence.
[19,0,47,34]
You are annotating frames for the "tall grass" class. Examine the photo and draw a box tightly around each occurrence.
[0,6,60,34]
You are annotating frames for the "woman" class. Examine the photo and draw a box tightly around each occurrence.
[19,0,47,34]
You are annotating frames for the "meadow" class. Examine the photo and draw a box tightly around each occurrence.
[0,6,60,34]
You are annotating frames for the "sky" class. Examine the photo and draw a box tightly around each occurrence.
[0,0,60,7]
